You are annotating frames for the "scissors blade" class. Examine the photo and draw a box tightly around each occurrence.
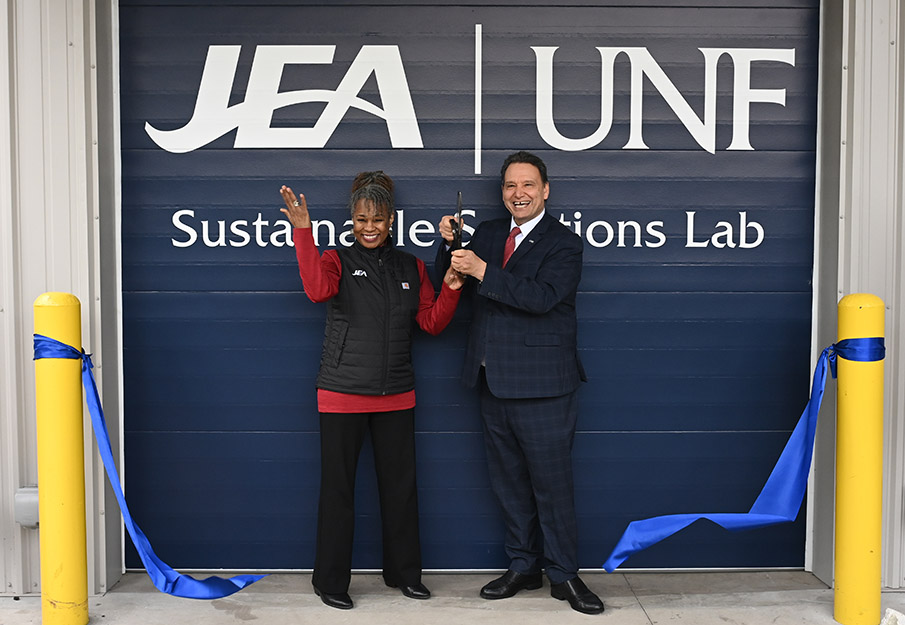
[456,191,462,223]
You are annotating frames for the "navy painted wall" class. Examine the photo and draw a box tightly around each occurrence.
[119,1,818,570]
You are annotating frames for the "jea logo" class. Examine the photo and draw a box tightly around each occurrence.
[145,45,422,154]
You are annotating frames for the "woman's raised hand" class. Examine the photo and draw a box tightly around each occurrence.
[280,185,312,228]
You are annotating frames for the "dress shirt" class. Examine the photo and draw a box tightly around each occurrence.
[509,210,546,252]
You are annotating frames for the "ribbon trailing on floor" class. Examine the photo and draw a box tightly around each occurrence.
[603,337,885,573]
[34,333,266,599]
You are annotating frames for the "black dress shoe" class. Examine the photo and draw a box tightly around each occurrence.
[480,570,543,599]
[313,585,354,610]
[550,576,604,615]
[385,580,431,599]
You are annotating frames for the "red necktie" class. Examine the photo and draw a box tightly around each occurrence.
[502,226,521,267]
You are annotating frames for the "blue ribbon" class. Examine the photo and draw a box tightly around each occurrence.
[34,333,266,599]
[603,337,885,572]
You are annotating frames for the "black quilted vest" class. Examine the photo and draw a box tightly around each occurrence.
[315,241,422,395]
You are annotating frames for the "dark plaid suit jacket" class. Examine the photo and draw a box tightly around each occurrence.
[437,211,586,399]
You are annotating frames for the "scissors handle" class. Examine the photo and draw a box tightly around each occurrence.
[450,191,463,250]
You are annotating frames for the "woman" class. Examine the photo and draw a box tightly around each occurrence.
[279,171,463,610]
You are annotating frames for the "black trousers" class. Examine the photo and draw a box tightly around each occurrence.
[312,409,423,593]
[480,372,579,584]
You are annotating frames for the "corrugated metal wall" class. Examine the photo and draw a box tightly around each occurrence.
[835,0,905,588]
[1,0,121,596]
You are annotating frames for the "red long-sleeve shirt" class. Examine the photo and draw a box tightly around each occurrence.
[293,227,460,413]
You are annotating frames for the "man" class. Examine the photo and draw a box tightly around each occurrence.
[436,151,603,615]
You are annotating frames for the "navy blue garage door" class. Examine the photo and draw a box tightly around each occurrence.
[120,0,818,570]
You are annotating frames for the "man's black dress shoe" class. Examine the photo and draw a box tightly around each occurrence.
[480,570,543,599]
[550,576,604,615]
[385,580,431,599]
[313,585,354,610]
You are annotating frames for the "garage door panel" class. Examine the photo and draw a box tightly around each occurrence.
[120,1,818,570]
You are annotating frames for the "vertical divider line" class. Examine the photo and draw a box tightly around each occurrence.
[474,24,482,175]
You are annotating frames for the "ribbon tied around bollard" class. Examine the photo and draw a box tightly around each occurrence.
[602,337,885,572]
[34,333,266,599]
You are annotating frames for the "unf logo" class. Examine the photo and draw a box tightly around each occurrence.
[145,45,422,153]
[146,43,795,154]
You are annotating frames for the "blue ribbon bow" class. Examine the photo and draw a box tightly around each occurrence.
[603,337,885,572]
[34,334,266,599]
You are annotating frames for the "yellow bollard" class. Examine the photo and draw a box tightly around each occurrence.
[34,292,89,625]
[834,293,884,625]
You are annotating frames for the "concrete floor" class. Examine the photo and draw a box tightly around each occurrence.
[3,571,905,625]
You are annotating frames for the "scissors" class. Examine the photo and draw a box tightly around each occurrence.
[449,191,463,250]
